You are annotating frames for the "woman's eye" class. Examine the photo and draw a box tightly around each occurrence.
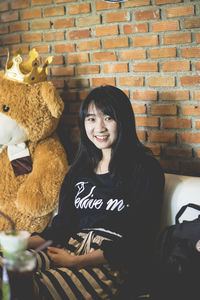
[105,116,112,121]
[3,105,10,112]
[86,117,95,122]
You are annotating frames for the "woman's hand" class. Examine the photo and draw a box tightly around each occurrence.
[47,247,107,269]
[47,246,76,267]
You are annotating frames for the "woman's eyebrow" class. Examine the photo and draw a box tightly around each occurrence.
[86,113,96,117]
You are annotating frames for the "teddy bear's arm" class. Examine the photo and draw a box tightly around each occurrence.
[16,134,69,217]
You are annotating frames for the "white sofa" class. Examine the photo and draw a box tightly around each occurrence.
[160,173,200,231]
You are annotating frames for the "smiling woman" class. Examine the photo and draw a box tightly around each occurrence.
[27,85,165,300]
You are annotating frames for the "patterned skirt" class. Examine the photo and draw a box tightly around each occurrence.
[31,229,126,300]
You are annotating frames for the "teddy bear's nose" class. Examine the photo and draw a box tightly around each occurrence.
[3,105,10,112]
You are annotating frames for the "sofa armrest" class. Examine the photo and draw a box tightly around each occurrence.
[160,173,200,232]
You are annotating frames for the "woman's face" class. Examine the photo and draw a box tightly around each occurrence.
[84,102,117,154]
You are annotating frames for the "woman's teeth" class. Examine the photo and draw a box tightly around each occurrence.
[95,135,108,141]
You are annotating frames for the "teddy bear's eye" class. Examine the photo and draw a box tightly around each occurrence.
[3,105,10,112]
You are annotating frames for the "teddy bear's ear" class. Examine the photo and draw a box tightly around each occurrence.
[39,81,64,118]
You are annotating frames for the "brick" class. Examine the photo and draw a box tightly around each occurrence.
[121,49,146,60]
[78,40,101,51]
[196,33,200,43]
[0,2,8,12]
[194,91,200,101]
[68,29,90,40]
[135,116,159,127]
[96,1,119,11]
[62,114,78,125]
[132,104,146,114]
[148,131,176,143]
[146,144,161,155]
[0,47,9,56]
[150,47,176,58]
[78,15,101,27]
[119,76,143,87]
[184,18,200,29]
[68,53,89,64]
[135,9,160,21]
[92,77,115,87]
[106,11,130,23]
[160,159,179,173]
[3,34,20,45]
[44,6,64,17]
[44,31,65,42]
[70,103,81,113]
[181,133,200,143]
[163,33,191,45]
[123,23,148,34]
[23,33,42,43]
[181,161,200,174]
[104,37,129,49]
[52,66,74,76]
[0,25,8,34]
[52,56,64,65]
[0,11,18,22]
[163,118,191,129]
[166,5,194,18]
[136,130,146,141]
[11,45,29,54]
[134,62,158,72]
[31,20,50,30]
[196,121,200,129]
[133,90,157,101]
[151,105,177,115]
[34,45,49,53]
[95,25,118,37]
[10,22,28,32]
[55,0,76,3]
[162,60,190,72]
[77,65,100,75]
[181,48,200,58]
[161,90,189,101]
[69,4,91,15]
[155,0,181,4]
[104,63,128,74]
[79,90,90,101]
[182,105,200,115]
[133,35,158,47]
[32,0,52,5]
[11,0,29,9]
[181,76,200,86]
[66,78,89,89]
[148,76,175,87]
[93,51,117,62]
[21,9,41,20]
[152,20,179,32]
[54,44,76,53]
[54,18,74,29]
[124,0,150,7]
[164,147,192,158]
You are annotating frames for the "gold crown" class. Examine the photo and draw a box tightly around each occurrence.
[4,48,53,84]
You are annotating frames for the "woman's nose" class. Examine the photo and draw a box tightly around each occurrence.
[96,119,106,131]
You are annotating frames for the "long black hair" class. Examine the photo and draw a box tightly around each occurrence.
[68,85,151,181]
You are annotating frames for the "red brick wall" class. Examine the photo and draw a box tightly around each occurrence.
[0,0,200,175]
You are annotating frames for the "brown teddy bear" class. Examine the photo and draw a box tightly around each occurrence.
[0,49,69,233]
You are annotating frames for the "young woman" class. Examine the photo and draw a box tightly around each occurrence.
[28,85,165,299]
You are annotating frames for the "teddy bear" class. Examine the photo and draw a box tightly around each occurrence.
[0,49,69,233]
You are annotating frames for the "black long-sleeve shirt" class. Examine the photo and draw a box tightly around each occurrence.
[38,155,165,272]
